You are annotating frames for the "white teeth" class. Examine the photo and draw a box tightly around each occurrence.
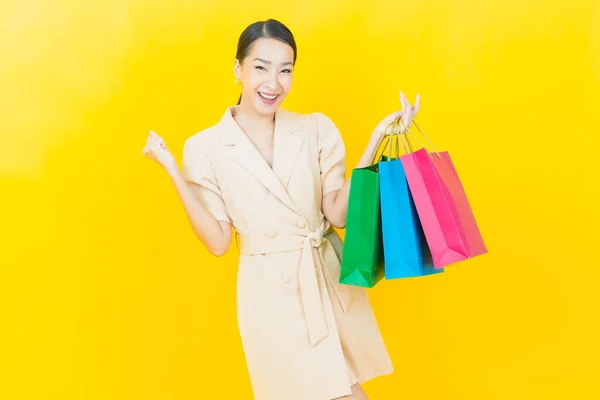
[259,93,278,100]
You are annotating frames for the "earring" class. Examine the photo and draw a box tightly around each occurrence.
[235,78,242,86]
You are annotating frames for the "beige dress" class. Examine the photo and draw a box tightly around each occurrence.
[181,106,393,400]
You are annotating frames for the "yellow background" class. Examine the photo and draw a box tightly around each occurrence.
[2,0,599,398]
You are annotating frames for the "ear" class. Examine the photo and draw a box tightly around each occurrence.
[233,59,241,80]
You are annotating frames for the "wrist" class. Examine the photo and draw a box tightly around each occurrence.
[371,128,383,139]
[370,130,385,147]
[164,159,181,179]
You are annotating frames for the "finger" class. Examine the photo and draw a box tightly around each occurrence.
[403,115,410,131]
[413,94,420,114]
[397,114,406,133]
[402,107,412,133]
[403,96,411,114]
[406,95,414,117]
[405,93,413,110]
[403,106,410,123]
[407,103,414,121]
[399,121,407,134]
[400,91,408,110]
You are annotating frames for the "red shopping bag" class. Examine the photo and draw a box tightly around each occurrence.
[399,120,487,269]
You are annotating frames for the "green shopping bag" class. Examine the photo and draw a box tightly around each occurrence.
[339,139,390,288]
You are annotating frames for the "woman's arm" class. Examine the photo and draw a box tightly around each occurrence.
[143,131,232,257]
[166,165,232,256]
[321,129,384,229]
[322,91,420,229]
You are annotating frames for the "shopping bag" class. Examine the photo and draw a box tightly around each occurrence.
[339,144,389,288]
[430,152,488,258]
[399,120,488,269]
[378,129,442,279]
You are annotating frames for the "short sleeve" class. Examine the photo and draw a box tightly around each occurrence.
[312,112,347,196]
[181,137,231,223]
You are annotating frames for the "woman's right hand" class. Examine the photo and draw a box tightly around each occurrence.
[373,91,421,137]
[142,130,177,172]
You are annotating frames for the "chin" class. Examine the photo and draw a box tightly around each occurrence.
[253,94,285,115]
[255,105,281,116]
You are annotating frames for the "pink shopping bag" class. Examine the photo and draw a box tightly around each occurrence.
[399,121,487,269]
[431,151,487,258]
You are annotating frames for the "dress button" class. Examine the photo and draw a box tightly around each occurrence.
[267,230,276,238]
[296,221,306,229]
[282,275,292,284]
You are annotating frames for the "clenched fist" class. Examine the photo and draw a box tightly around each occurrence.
[142,130,177,172]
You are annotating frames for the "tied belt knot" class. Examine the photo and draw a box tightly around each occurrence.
[298,226,352,347]
[307,228,323,248]
[238,225,353,347]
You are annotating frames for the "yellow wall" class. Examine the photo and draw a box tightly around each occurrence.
[2,0,599,398]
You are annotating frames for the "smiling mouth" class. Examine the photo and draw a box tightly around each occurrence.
[258,92,279,101]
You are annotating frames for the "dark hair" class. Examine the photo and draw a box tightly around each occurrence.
[236,19,297,105]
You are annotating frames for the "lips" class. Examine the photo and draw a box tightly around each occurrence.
[257,92,280,106]
[258,92,279,101]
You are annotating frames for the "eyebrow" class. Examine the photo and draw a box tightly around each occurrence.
[253,58,293,66]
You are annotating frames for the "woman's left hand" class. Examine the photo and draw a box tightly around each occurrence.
[374,91,421,137]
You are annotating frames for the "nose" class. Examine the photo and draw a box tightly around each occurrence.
[265,70,278,91]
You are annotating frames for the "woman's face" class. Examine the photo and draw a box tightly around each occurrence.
[234,38,295,116]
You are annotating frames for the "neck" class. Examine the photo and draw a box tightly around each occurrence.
[234,101,276,136]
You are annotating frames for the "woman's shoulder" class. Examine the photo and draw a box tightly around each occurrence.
[284,108,334,122]
[184,107,234,150]
[283,109,339,138]
[184,125,220,153]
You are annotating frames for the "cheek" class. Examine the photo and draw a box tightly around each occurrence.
[280,75,293,92]
[244,70,264,89]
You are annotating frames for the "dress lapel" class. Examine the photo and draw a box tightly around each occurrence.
[219,106,303,214]
[272,108,304,189]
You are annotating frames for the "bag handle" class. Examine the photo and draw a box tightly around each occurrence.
[372,120,407,163]
[372,134,391,164]
[392,117,442,159]
[390,119,408,158]
[373,121,405,164]
[367,115,442,166]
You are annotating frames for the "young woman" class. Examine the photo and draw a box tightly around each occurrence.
[143,19,420,400]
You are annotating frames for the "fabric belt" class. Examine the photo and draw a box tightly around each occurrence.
[239,225,352,347]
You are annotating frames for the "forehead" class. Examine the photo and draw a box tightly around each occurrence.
[247,38,294,62]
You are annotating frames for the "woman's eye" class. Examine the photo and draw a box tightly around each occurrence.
[255,65,267,71]
[281,69,292,73]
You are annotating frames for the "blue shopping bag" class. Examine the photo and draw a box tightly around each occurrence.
[378,131,443,279]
